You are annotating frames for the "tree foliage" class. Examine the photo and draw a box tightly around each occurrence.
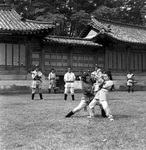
[93,0,146,25]
[1,0,146,36]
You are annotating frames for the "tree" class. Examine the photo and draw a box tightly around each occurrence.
[93,6,119,21]
[141,5,146,26]
[71,10,90,36]
[121,0,145,25]
[2,0,146,36]
[92,0,146,26]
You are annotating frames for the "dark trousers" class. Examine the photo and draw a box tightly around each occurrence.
[128,86,134,92]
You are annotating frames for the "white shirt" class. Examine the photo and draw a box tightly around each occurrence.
[91,69,102,80]
[64,72,75,82]
[64,72,75,88]
[94,80,113,101]
[31,70,42,80]
[127,73,134,79]
[102,80,114,91]
[48,72,56,80]
[31,70,43,88]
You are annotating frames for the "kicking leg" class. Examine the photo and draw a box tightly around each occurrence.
[65,99,87,117]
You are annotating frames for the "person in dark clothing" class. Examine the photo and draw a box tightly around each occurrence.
[65,72,106,117]
[65,72,95,117]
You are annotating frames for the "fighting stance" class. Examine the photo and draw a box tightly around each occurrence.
[88,71,114,121]
[31,65,43,100]
[48,68,56,93]
[64,68,76,101]
[65,72,95,117]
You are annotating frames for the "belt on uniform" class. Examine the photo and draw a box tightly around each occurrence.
[33,79,41,81]
[66,81,74,83]
[50,78,55,80]
[101,88,108,91]
[127,78,133,80]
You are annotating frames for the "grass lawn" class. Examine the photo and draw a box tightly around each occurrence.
[0,92,146,150]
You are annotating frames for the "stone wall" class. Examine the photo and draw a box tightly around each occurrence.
[0,73,146,94]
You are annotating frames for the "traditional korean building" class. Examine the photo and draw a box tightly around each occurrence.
[79,16,146,90]
[42,36,102,90]
[80,16,146,73]
[0,5,102,92]
[42,36,101,75]
[1,4,146,92]
[0,4,55,78]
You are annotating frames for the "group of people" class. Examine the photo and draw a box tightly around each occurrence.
[65,65,114,121]
[30,64,136,121]
[31,66,56,100]
[30,65,76,101]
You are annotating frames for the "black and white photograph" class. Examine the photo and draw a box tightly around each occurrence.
[0,0,146,149]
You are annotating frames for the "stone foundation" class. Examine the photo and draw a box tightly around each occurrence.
[0,73,146,94]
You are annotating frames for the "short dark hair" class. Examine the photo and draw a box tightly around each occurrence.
[82,72,90,82]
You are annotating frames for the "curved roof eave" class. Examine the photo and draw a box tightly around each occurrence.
[89,17,146,45]
[43,36,102,48]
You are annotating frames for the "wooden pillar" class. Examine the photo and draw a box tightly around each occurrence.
[26,38,32,72]
[104,46,109,70]
[126,45,131,72]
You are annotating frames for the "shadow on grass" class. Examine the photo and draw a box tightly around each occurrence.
[70,114,105,119]
[113,114,132,120]
[31,99,44,101]
[70,114,133,121]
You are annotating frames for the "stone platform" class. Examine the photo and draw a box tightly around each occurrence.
[0,73,146,94]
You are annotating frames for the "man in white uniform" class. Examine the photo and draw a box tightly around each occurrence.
[91,65,103,84]
[91,64,106,117]
[127,71,135,93]
[64,68,76,101]
[31,65,43,100]
[48,69,56,93]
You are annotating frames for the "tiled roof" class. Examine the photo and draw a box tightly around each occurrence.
[89,17,146,44]
[0,5,54,34]
[44,36,102,47]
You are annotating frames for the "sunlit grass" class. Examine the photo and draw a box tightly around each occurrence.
[0,92,146,150]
